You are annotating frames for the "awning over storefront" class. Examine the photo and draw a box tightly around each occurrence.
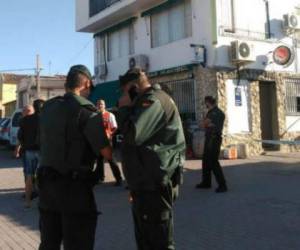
[89,80,121,108]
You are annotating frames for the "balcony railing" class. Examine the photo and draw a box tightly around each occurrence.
[89,0,121,17]
[219,26,274,41]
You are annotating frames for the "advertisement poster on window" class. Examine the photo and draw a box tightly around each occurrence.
[235,87,242,106]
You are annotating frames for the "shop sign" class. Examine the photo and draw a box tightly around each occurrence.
[235,87,242,106]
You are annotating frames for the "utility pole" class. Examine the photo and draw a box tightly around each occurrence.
[36,54,41,98]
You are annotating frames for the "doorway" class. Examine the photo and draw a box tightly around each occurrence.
[259,81,279,150]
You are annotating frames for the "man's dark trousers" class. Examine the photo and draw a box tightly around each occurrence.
[202,135,226,187]
[38,169,98,250]
[131,183,175,250]
[96,155,122,182]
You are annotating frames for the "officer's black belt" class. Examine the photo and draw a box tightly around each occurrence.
[38,166,92,181]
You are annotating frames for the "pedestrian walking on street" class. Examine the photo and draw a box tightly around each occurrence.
[195,96,228,193]
[96,99,123,186]
[118,68,186,250]
[37,65,112,250]
[17,100,44,208]
[15,105,34,160]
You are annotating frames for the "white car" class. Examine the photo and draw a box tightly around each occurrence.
[8,109,22,146]
[0,118,11,143]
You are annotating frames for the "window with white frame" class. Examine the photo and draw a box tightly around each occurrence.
[151,0,192,48]
[108,25,134,61]
[285,78,300,115]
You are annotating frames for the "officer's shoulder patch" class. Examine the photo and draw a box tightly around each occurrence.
[141,100,154,108]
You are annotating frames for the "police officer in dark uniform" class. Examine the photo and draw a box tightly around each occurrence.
[118,68,186,250]
[196,96,228,193]
[37,65,112,250]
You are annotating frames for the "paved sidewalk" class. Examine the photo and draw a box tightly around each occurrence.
[0,147,300,249]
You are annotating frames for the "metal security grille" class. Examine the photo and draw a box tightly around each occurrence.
[156,79,196,120]
[285,78,300,115]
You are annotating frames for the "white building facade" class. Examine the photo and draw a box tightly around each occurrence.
[76,0,300,155]
[17,76,66,108]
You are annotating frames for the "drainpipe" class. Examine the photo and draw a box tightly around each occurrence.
[293,35,299,73]
[264,0,271,38]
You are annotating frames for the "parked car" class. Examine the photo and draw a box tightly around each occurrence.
[0,117,8,124]
[8,109,22,146]
[0,118,11,143]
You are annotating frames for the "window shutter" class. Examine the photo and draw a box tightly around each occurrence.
[220,0,234,30]
[151,0,192,48]
[108,31,119,61]
[184,0,192,37]
[169,3,185,42]
[151,12,169,47]
[119,27,130,57]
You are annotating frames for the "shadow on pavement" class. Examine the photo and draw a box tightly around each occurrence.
[0,159,300,250]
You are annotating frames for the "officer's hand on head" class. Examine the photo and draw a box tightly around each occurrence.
[118,93,132,108]
[100,146,113,161]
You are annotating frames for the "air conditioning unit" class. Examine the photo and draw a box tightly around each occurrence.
[129,54,149,71]
[283,13,300,31]
[230,40,255,64]
[94,64,107,80]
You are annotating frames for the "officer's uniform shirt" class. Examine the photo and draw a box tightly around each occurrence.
[39,93,110,213]
[117,84,186,191]
[205,106,225,137]
[67,93,110,156]
[39,92,110,173]
[83,109,110,155]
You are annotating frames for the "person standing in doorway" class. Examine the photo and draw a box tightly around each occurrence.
[195,96,227,193]
[96,99,122,186]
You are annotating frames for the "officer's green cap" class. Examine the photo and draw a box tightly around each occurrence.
[68,65,92,81]
[119,67,142,87]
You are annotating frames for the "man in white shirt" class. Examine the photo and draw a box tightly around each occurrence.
[97,99,122,186]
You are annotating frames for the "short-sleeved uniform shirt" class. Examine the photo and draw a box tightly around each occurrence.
[39,93,109,172]
[205,106,225,136]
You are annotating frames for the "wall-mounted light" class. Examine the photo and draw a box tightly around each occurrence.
[190,44,207,67]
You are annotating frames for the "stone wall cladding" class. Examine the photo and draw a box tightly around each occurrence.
[193,66,218,121]
[215,72,263,156]
[194,66,300,156]
[149,66,300,156]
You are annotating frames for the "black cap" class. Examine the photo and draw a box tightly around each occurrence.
[119,67,142,87]
[68,65,92,81]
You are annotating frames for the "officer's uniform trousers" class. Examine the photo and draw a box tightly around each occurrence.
[131,182,176,250]
[202,134,226,187]
[96,154,122,182]
[38,168,98,250]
